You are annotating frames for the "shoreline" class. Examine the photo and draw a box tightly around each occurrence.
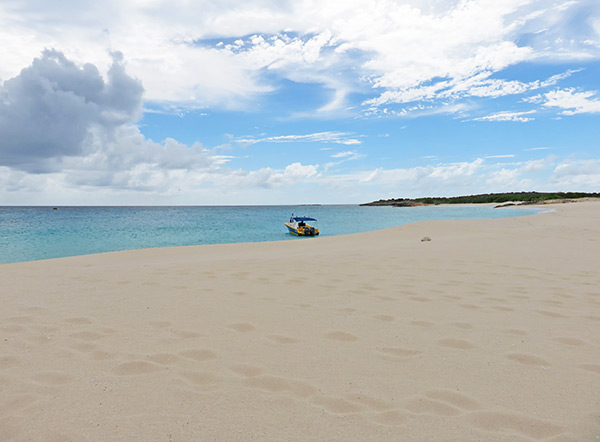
[1,200,599,441]
[1,203,548,266]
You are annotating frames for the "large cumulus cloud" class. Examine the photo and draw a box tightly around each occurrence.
[0,50,322,202]
[0,49,143,172]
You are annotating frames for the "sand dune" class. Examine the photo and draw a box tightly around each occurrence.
[1,201,599,441]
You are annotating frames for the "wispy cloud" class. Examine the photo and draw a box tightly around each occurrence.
[363,68,582,109]
[236,131,362,146]
[472,110,536,122]
[330,151,362,159]
[323,150,365,172]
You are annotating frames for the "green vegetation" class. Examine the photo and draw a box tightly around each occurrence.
[361,192,600,206]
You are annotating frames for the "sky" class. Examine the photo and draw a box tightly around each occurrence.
[0,0,599,205]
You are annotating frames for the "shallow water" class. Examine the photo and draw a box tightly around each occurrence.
[0,205,540,264]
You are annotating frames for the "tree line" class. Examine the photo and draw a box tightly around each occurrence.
[361,192,600,206]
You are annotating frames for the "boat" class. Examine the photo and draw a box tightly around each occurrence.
[284,215,319,236]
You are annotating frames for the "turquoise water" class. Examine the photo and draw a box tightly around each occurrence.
[0,205,540,264]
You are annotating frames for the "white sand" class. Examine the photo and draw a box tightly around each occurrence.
[1,201,599,441]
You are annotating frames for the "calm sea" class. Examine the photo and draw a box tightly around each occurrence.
[0,205,541,264]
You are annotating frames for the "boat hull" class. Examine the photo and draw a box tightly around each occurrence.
[284,222,319,236]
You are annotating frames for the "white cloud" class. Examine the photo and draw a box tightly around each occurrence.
[0,50,316,200]
[236,131,361,145]
[0,49,143,172]
[485,167,530,188]
[330,151,359,159]
[207,162,319,190]
[365,68,581,108]
[1,0,597,114]
[363,102,473,119]
[473,110,536,122]
[552,159,600,187]
[345,158,486,189]
[0,4,598,205]
[482,157,556,189]
[312,155,583,199]
[536,88,600,114]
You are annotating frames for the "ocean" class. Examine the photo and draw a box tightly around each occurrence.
[0,205,542,264]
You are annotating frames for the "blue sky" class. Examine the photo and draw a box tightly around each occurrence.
[1,0,599,205]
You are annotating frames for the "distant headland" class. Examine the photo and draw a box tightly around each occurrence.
[361,192,600,207]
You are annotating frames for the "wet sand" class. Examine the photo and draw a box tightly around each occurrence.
[1,201,599,441]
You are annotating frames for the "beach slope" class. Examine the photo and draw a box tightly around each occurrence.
[1,202,599,441]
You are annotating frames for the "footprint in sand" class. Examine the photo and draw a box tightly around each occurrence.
[228,323,257,332]
[409,296,432,303]
[266,335,300,344]
[146,353,180,365]
[438,338,476,350]
[373,314,395,322]
[553,337,585,346]
[244,375,316,398]
[542,299,564,306]
[179,349,217,362]
[230,364,263,377]
[578,364,600,375]
[63,317,93,325]
[535,310,569,319]
[173,330,203,339]
[505,353,550,366]
[179,371,222,386]
[296,303,312,309]
[325,331,358,342]
[113,361,163,375]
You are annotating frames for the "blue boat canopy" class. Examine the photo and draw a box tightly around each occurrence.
[292,216,317,222]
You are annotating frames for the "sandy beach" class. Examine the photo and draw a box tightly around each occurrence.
[1,201,599,441]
